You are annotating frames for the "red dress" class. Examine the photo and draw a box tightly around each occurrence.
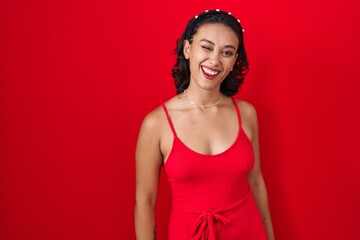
[161,98,268,240]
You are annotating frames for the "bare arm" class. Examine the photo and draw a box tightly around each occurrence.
[242,102,275,240]
[135,109,163,240]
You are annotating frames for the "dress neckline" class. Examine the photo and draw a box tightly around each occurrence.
[162,97,243,165]
[172,127,242,158]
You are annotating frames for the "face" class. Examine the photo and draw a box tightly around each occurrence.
[183,23,239,91]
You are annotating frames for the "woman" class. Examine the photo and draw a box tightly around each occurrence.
[135,9,275,240]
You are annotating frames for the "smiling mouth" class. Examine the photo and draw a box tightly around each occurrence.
[201,66,220,78]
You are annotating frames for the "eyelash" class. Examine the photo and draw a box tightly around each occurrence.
[201,46,212,51]
[201,46,234,57]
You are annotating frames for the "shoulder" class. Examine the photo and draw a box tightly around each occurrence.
[233,99,258,122]
[233,99,259,139]
[140,95,180,131]
[140,106,167,133]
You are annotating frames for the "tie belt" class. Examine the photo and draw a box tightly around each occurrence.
[172,188,251,240]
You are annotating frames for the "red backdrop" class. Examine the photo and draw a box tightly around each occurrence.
[1,0,359,239]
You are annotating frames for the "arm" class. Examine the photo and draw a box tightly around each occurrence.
[135,110,163,240]
[244,102,275,240]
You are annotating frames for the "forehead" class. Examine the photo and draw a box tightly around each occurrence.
[193,23,239,47]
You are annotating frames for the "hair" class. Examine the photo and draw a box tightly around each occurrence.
[172,10,249,96]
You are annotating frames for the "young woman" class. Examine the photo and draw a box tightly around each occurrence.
[135,9,275,240]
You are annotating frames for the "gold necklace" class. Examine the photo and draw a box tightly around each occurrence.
[183,90,223,109]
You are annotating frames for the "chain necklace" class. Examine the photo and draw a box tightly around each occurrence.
[183,89,223,109]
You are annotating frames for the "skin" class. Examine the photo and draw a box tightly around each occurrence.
[135,23,275,240]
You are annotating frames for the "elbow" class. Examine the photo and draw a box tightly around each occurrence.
[135,201,156,211]
[249,174,265,192]
[135,195,157,212]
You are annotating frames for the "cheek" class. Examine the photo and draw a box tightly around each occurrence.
[189,52,206,69]
[223,60,235,71]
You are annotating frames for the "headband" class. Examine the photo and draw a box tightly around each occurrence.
[184,9,244,41]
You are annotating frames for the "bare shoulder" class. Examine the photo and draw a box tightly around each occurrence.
[142,106,165,127]
[139,106,167,136]
[234,99,258,123]
[233,99,259,141]
[138,95,180,138]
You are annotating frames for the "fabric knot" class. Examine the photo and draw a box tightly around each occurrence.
[191,208,230,240]
[174,187,251,240]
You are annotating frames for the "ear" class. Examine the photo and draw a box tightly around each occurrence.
[183,40,191,60]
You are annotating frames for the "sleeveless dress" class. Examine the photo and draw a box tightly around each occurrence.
[161,98,268,240]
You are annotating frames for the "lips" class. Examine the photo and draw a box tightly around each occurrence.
[201,66,221,79]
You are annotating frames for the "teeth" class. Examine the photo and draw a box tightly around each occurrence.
[202,66,219,76]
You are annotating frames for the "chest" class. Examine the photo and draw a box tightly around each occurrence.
[171,109,240,155]
[164,127,255,183]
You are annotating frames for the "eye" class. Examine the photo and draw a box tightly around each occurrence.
[223,50,234,57]
[201,45,212,51]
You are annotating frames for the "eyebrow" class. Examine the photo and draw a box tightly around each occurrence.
[200,39,236,50]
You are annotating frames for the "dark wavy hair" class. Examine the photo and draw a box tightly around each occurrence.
[172,10,249,96]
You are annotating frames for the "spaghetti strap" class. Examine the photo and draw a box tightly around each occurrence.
[231,97,242,131]
[161,104,177,137]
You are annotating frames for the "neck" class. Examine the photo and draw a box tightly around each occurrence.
[184,85,222,106]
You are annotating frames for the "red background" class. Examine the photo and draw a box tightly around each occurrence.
[1,0,359,239]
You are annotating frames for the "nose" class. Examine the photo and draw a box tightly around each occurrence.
[209,51,220,66]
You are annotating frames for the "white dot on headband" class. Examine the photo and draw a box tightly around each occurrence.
[191,10,245,32]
